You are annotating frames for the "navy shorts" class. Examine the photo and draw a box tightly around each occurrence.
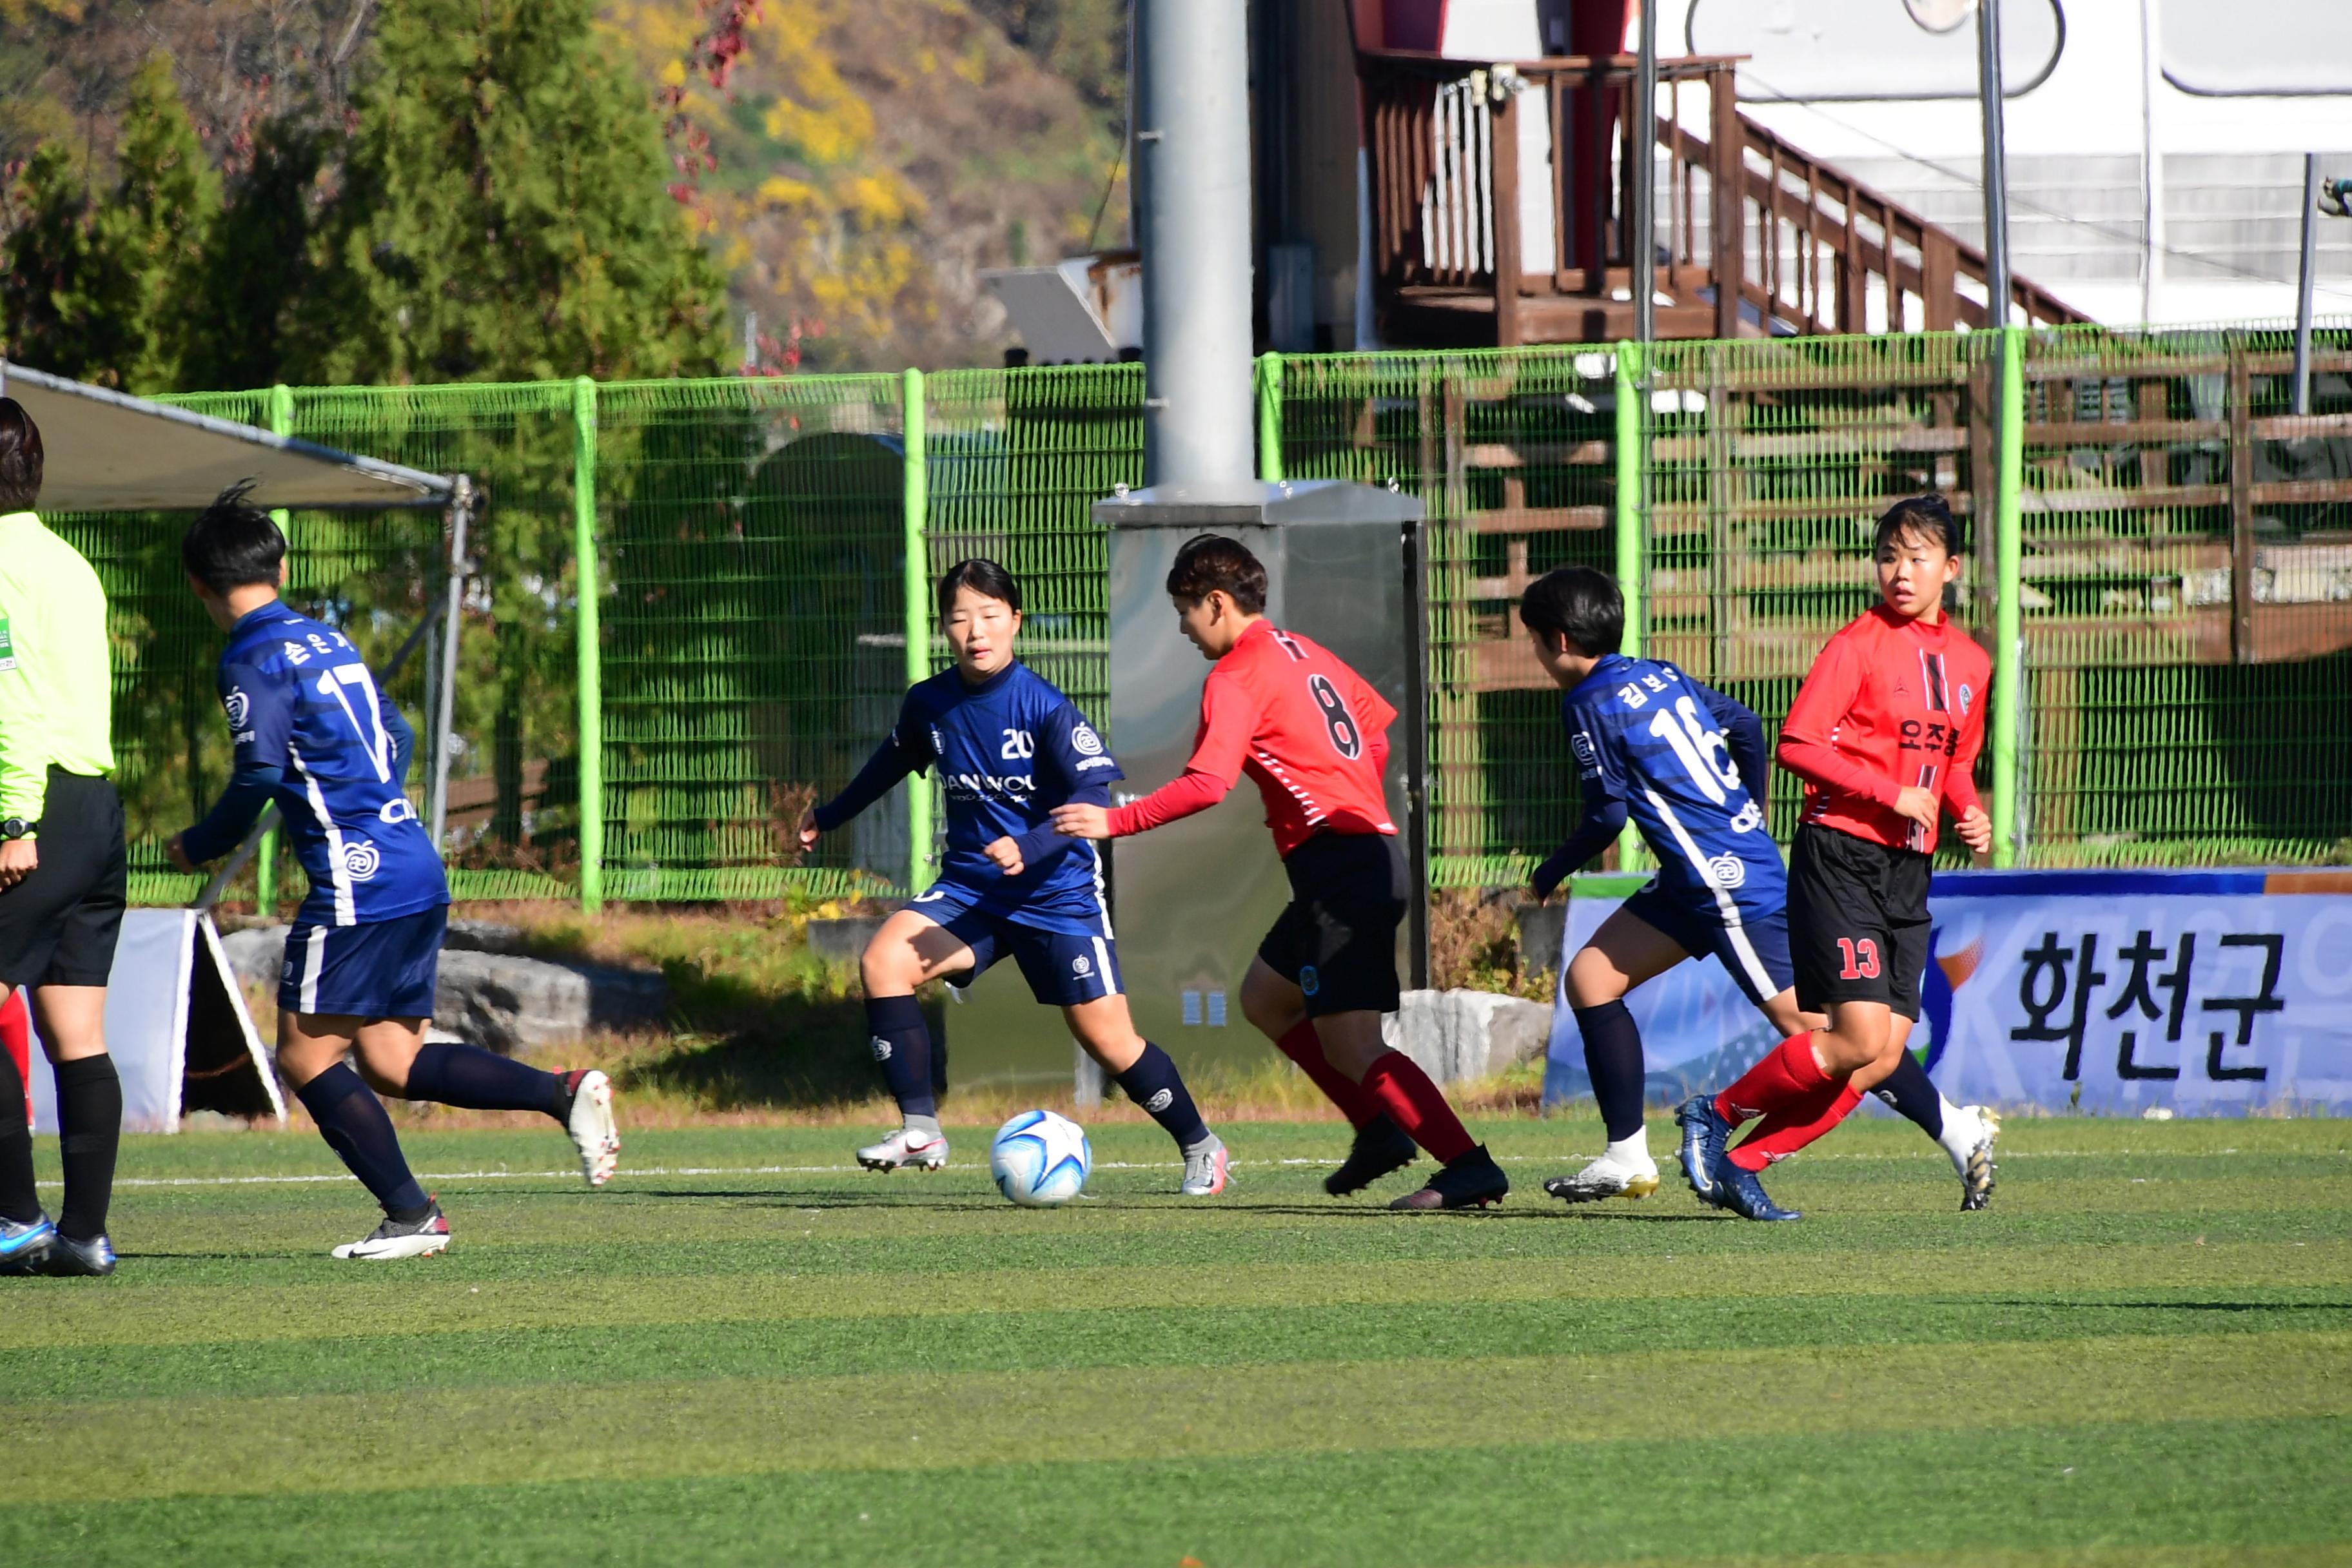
[1618,879,1793,1010]
[279,905,446,1019]
[908,881,1122,1008]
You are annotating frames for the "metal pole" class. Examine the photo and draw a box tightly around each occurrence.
[1257,353,1285,483]
[2137,0,2163,326]
[257,382,294,919]
[1991,327,2026,868]
[2295,153,2321,416]
[569,376,602,914]
[1612,340,1647,874]
[901,367,933,894]
[431,475,471,874]
[1977,0,2012,328]
[1632,0,1658,352]
[1133,0,1256,488]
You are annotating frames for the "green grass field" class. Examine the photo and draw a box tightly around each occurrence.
[3,1115,2347,1567]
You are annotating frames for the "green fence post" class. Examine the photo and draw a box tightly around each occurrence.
[1612,342,1647,872]
[1257,352,1285,482]
[572,377,605,913]
[256,382,293,919]
[1991,327,2026,868]
[903,367,934,894]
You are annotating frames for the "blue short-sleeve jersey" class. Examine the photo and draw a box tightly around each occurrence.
[219,602,448,926]
[1563,653,1784,911]
[892,662,1122,935]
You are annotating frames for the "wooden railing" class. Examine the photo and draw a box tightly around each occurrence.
[1357,49,2093,346]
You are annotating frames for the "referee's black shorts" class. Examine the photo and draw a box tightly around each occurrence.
[1256,830,1407,1018]
[0,768,127,990]
[1788,821,1931,1019]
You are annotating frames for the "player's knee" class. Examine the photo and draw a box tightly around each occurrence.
[859,936,921,995]
[1239,970,1300,1035]
[1565,947,1626,1009]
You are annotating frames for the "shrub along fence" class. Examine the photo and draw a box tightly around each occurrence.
[52,322,2351,911]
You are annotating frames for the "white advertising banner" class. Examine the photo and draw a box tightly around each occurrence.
[1545,870,2352,1117]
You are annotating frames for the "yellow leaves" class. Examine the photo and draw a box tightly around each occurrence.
[952,40,986,87]
[758,174,818,208]
[843,172,921,228]
[917,47,937,75]
[659,59,688,88]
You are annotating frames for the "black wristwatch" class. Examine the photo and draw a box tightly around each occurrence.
[0,818,33,841]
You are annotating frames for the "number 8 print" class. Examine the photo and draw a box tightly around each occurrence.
[1308,674,1361,759]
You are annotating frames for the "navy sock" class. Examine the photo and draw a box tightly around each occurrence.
[864,995,936,1119]
[1573,1000,1647,1143]
[0,1046,37,1224]
[53,1054,121,1242]
[297,1063,431,1220]
[1873,1048,1945,1139]
[406,1041,567,1119]
[1113,1041,1211,1152]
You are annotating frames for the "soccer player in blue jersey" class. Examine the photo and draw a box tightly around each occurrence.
[798,558,1228,1195]
[166,487,621,1259]
[1518,568,1995,1213]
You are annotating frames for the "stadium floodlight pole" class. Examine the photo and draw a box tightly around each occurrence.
[1631,0,1658,354]
[1133,0,1256,487]
[433,471,475,876]
[1991,326,2026,869]
[902,366,934,894]
[257,381,295,920]
[1976,0,2013,329]
[1611,340,1647,874]
[2294,153,2322,416]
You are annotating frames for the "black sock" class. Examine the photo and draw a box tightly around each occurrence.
[1873,1048,1945,1139]
[0,1046,37,1224]
[864,995,936,1119]
[53,1054,121,1242]
[1114,1041,1211,1152]
[405,1041,568,1120]
[297,1063,431,1220]
[1573,1000,1647,1143]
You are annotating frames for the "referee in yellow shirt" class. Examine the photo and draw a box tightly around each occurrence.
[0,397,125,1277]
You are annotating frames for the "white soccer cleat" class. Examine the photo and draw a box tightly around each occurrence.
[1542,1151,1662,1206]
[332,1200,451,1260]
[562,1069,622,1188]
[1180,1134,1230,1197]
[857,1127,950,1172]
[1945,1104,2000,1211]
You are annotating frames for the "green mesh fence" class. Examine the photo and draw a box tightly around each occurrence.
[81,325,2349,912]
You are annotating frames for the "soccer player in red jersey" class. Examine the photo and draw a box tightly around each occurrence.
[1675,495,1995,1220]
[1053,535,1509,1210]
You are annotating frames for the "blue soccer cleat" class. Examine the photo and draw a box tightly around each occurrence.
[1708,1153,1801,1222]
[1674,1094,1731,1203]
[0,1211,57,1275]
[43,1231,116,1277]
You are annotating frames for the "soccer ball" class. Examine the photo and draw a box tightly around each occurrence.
[988,1109,1091,1207]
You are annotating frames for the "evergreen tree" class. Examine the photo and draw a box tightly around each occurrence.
[303,0,729,384]
[1,54,220,391]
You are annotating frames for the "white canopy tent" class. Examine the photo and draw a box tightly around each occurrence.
[1,362,475,1132]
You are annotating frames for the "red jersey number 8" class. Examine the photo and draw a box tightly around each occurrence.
[1308,674,1362,760]
[1836,937,1881,981]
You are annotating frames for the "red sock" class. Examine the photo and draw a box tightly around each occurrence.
[1713,1032,1830,1128]
[0,988,28,1128]
[1271,1021,1378,1126]
[1360,1050,1476,1164]
[1728,1082,1864,1171]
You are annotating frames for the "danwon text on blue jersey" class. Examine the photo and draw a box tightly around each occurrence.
[210,603,448,925]
[814,662,1122,936]
[1534,652,1783,912]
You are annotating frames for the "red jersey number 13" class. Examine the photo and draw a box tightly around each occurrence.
[1308,674,1362,760]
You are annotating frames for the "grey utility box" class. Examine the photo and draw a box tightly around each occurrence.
[942,480,1431,1094]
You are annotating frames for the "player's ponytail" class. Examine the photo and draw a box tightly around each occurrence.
[937,558,1022,619]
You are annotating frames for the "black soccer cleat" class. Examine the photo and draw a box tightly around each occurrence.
[1325,1115,1418,1195]
[42,1231,117,1277]
[1390,1144,1510,1211]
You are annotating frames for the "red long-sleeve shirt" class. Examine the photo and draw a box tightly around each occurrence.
[1776,604,1990,856]
[1105,620,1396,858]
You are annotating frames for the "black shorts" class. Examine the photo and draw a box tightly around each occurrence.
[1256,832,1406,1018]
[1788,822,1930,1018]
[0,769,128,990]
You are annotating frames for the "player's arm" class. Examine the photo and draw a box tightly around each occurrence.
[990,703,1122,875]
[799,692,927,850]
[173,662,291,868]
[1688,678,1769,803]
[1054,669,1257,840]
[1775,634,1910,808]
[0,592,50,838]
[1943,662,1992,854]
[1529,707,1629,900]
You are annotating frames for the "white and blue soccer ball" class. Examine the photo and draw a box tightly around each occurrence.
[988,1109,1091,1207]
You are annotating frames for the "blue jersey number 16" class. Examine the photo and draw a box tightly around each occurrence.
[1645,696,1741,805]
